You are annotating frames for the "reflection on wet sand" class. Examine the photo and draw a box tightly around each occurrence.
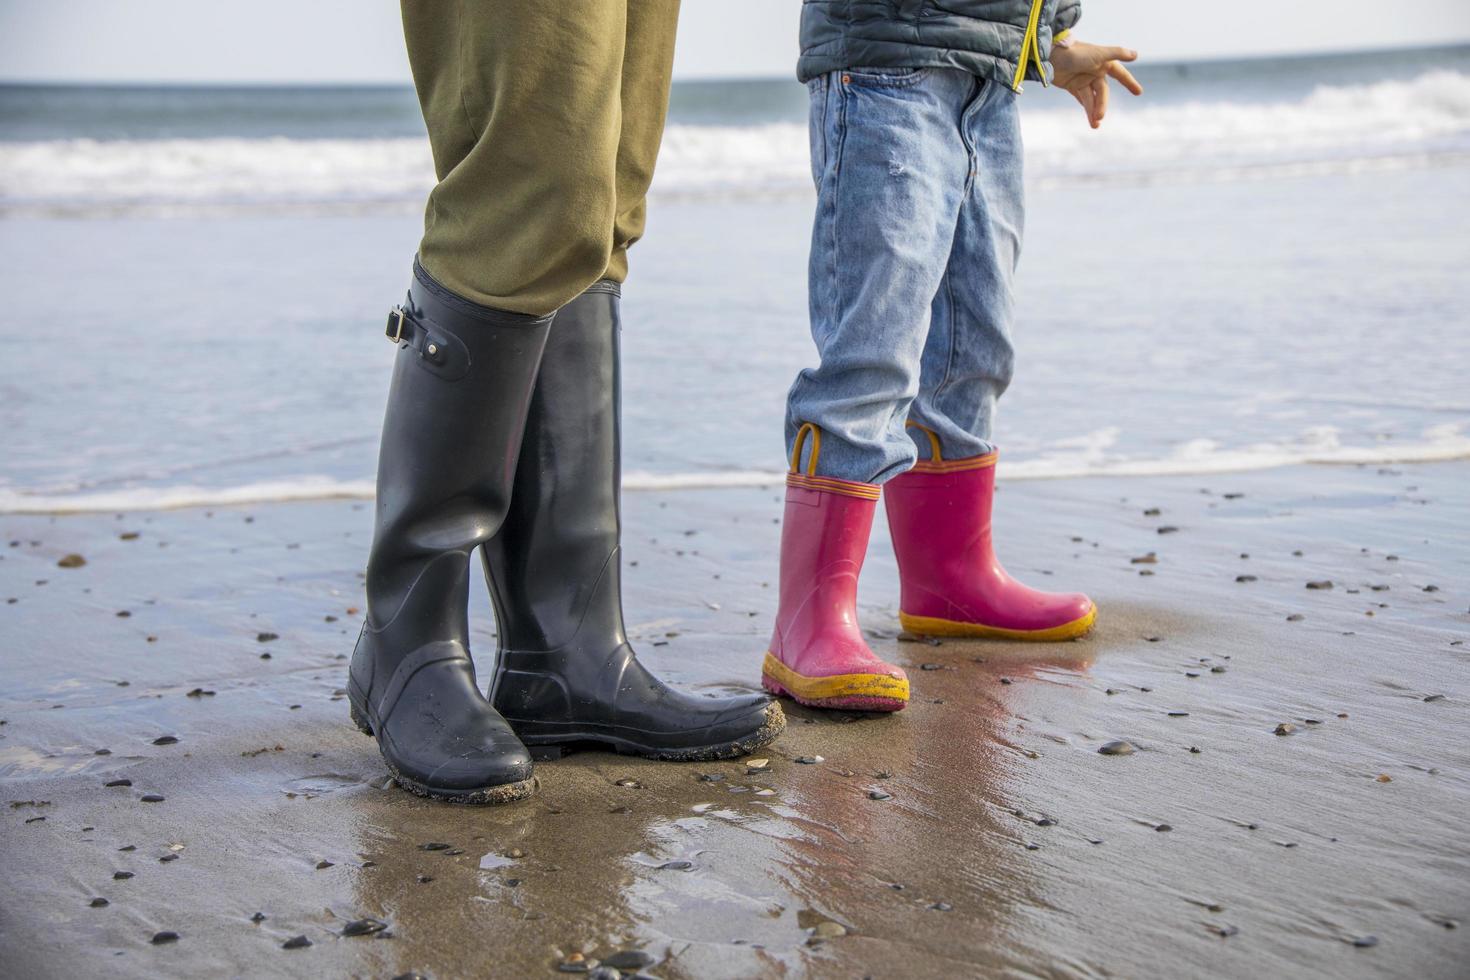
[765,643,1097,976]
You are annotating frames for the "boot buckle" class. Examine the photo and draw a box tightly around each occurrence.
[386,306,412,344]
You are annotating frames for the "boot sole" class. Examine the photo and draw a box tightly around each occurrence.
[899,603,1097,642]
[507,702,787,762]
[760,653,909,712]
[347,695,537,806]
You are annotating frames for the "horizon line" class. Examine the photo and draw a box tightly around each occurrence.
[0,39,1465,89]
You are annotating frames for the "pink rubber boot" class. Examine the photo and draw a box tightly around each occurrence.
[884,445,1096,641]
[762,426,910,712]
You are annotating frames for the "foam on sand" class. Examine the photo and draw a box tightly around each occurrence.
[4,425,1465,514]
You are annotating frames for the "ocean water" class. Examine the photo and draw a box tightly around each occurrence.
[1,46,1468,512]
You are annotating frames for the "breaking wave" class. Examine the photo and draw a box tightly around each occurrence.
[3,70,1468,214]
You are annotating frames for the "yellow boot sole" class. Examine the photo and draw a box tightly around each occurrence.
[899,603,1097,642]
[760,653,910,711]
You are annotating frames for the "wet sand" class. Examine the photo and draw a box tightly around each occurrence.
[2,462,1467,978]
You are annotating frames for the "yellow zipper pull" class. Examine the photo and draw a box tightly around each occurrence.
[1010,0,1046,92]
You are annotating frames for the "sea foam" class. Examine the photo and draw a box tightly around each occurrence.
[3,70,1468,214]
[3,426,1465,514]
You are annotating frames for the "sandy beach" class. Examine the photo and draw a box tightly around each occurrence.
[2,460,1466,978]
[4,43,1470,978]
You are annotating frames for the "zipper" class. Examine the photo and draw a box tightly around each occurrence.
[1010,0,1048,93]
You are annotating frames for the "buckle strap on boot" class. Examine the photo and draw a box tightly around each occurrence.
[386,305,471,381]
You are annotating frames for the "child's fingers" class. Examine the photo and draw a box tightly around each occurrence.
[1105,46,1139,62]
[1071,85,1098,128]
[1109,61,1143,95]
[1092,77,1108,127]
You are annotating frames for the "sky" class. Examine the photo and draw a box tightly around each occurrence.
[2,0,1468,84]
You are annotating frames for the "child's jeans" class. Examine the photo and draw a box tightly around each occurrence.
[785,66,1024,484]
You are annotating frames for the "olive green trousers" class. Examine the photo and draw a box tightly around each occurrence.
[402,1,681,316]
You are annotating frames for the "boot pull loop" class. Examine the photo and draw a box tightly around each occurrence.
[906,421,943,463]
[790,423,823,476]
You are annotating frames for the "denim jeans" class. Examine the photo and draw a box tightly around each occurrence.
[785,66,1024,484]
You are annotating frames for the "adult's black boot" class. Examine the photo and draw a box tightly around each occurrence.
[480,282,785,760]
[348,261,551,804]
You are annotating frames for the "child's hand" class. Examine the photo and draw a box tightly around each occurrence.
[1050,41,1142,129]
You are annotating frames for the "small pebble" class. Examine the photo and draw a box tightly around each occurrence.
[140,794,166,803]
[1305,580,1333,590]
[257,632,279,643]
[341,917,388,937]
[89,897,109,908]
[603,950,656,971]
[1352,935,1379,948]
[282,935,312,950]
[929,902,952,911]
[811,922,847,940]
[1274,723,1296,736]
[558,958,593,974]
[151,931,180,945]
[1235,575,1257,583]
[1156,824,1173,832]
[794,755,823,765]
[418,842,450,851]
[57,554,87,568]
[105,778,132,788]
[250,912,267,923]
[1098,740,1135,756]
[152,735,178,746]
[1286,613,1304,622]
[868,789,892,801]
[113,871,134,880]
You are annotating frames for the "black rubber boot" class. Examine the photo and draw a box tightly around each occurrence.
[348,261,551,804]
[480,283,785,760]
